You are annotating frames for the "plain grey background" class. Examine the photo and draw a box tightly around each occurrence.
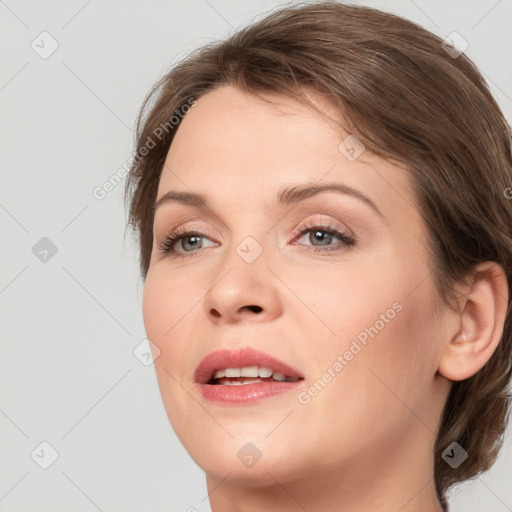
[1,0,511,510]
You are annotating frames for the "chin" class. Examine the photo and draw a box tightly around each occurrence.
[177,424,316,487]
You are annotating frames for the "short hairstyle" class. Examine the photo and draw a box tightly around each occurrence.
[124,1,512,505]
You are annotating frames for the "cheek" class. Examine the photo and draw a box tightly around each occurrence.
[142,269,194,395]
[142,270,201,435]
[295,285,439,461]
[142,273,169,350]
[336,273,439,414]
[142,267,201,347]
[300,249,439,403]
[285,253,405,346]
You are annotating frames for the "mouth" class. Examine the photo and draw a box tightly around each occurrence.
[194,347,305,404]
[208,366,301,385]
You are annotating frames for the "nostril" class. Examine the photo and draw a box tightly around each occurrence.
[246,305,262,313]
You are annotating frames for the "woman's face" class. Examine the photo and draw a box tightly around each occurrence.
[143,84,451,489]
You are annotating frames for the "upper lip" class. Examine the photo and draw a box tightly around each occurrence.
[194,347,304,384]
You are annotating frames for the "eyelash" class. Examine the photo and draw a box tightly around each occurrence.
[157,222,356,260]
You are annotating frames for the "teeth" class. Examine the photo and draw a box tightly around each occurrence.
[241,366,259,377]
[219,378,263,386]
[224,368,241,378]
[211,366,299,382]
[258,367,273,378]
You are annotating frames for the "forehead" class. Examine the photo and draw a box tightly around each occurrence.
[157,84,417,222]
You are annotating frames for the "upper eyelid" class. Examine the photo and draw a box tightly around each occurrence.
[158,219,352,248]
[157,215,349,237]
[153,196,374,231]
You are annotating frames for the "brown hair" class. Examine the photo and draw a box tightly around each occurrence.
[124,0,512,504]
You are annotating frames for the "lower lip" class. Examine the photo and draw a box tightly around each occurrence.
[198,381,303,404]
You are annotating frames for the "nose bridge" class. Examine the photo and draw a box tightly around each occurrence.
[235,205,282,272]
[215,228,269,291]
[223,204,271,264]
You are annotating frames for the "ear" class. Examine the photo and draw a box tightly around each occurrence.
[438,262,509,381]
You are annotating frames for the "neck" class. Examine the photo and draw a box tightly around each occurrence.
[206,468,444,512]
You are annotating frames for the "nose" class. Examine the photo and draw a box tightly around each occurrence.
[202,259,283,324]
[209,304,263,318]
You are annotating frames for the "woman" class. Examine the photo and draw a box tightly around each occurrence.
[124,1,512,510]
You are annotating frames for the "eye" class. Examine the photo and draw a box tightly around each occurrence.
[291,222,355,253]
[157,226,217,259]
[157,221,356,260]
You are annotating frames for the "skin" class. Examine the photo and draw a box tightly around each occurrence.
[142,84,509,511]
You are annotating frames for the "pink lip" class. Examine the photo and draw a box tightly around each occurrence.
[194,347,305,405]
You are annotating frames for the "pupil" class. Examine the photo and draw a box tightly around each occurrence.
[312,230,331,246]
[184,235,201,251]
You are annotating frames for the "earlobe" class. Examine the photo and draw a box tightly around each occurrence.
[438,262,509,382]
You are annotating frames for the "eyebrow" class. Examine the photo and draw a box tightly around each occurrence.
[154,182,384,219]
